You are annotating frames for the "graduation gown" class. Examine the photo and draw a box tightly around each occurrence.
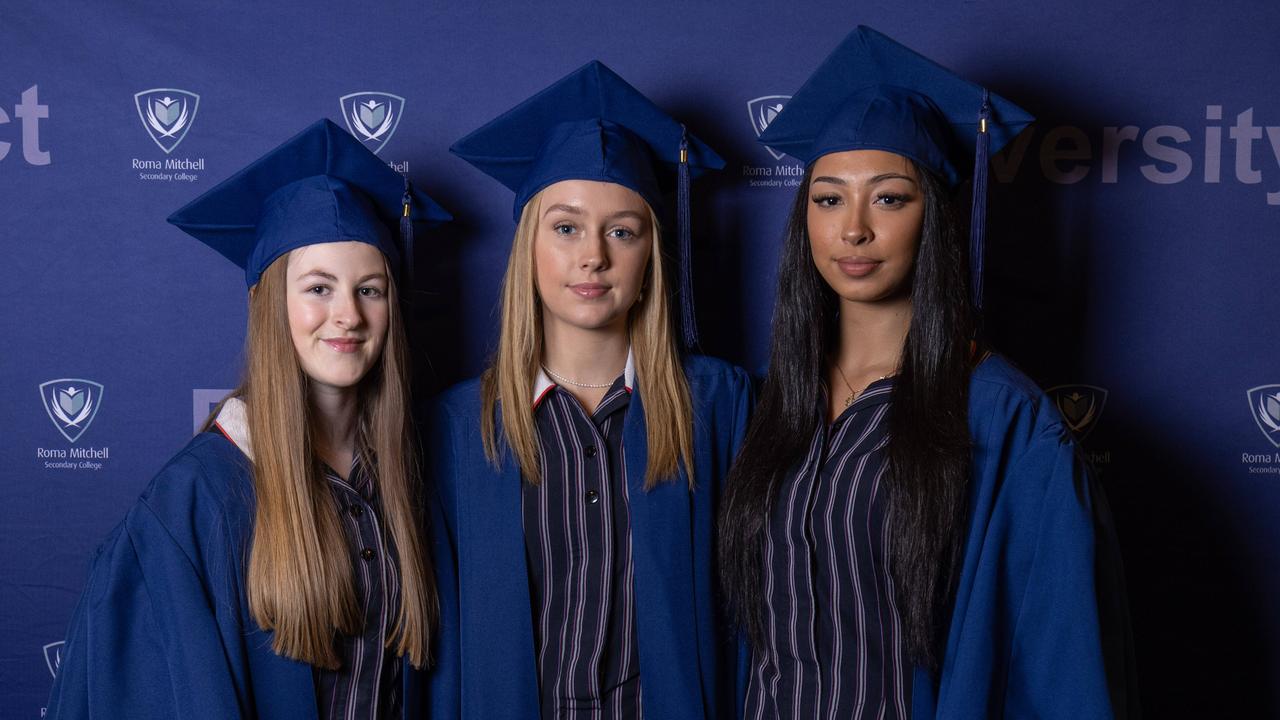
[424,355,752,720]
[911,355,1137,719]
[45,429,426,720]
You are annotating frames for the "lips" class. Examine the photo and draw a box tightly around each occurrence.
[569,282,610,299]
[322,338,365,353]
[835,256,882,278]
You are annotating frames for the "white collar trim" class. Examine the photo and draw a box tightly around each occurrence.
[533,347,635,407]
[213,396,253,461]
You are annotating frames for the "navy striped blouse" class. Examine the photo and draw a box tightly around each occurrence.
[522,358,642,719]
[314,457,403,720]
[746,378,911,719]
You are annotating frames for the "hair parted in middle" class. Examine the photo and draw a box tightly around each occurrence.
[718,162,976,670]
[480,187,695,489]
[206,251,437,670]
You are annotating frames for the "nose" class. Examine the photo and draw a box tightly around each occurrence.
[332,290,365,330]
[841,204,872,245]
[579,231,610,272]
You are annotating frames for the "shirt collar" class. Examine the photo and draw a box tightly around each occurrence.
[214,396,253,459]
[533,346,635,409]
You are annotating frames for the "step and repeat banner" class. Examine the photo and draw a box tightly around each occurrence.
[3,1,1278,717]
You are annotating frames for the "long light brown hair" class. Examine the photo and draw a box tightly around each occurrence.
[212,251,435,669]
[480,189,695,489]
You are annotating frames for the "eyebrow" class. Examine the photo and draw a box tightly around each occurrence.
[811,173,918,187]
[543,203,584,217]
[542,204,647,224]
[296,270,387,284]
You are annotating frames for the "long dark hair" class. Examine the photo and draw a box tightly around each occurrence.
[718,163,975,670]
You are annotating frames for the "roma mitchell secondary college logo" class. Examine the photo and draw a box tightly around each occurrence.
[134,88,200,154]
[340,92,404,154]
[1047,385,1108,440]
[40,379,104,443]
[1248,385,1280,448]
[747,95,790,161]
[44,641,65,678]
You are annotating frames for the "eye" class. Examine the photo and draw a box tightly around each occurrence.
[874,192,912,207]
[553,223,576,236]
[811,194,842,208]
[306,284,331,296]
[607,226,638,241]
[358,286,384,298]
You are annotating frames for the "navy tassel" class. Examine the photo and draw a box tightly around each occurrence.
[969,90,992,316]
[400,178,415,293]
[677,126,698,348]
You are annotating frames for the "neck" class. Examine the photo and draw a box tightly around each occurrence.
[834,294,911,375]
[541,317,630,385]
[309,383,359,472]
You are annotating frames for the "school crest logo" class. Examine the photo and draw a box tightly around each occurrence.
[747,95,790,161]
[44,641,65,678]
[1247,385,1280,448]
[340,92,404,154]
[40,379,104,443]
[134,88,200,154]
[1047,384,1108,440]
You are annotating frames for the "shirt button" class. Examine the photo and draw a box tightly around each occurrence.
[349,505,364,518]
[585,490,600,504]
[584,445,597,458]
[360,548,375,560]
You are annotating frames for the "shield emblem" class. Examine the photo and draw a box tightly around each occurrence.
[1047,384,1108,440]
[44,641,64,679]
[1247,385,1280,448]
[134,88,200,154]
[340,92,405,154]
[39,378,104,444]
[747,95,791,161]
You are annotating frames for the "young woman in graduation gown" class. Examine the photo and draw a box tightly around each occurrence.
[45,119,450,720]
[426,62,751,720]
[717,27,1137,720]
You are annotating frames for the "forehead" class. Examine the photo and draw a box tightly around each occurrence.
[811,149,917,181]
[286,241,387,274]
[539,179,649,216]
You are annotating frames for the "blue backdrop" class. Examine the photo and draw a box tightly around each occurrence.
[3,1,1279,717]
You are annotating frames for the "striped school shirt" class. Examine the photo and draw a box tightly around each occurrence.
[522,353,643,719]
[746,378,911,720]
[314,455,403,720]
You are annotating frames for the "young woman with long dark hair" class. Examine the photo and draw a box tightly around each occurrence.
[46,120,449,720]
[718,27,1133,719]
[426,62,751,720]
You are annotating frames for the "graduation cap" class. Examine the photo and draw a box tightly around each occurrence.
[168,118,451,288]
[450,60,725,347]
[758,25,1035,314]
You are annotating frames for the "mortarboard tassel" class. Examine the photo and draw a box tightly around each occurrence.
[401,177,415,293]
[969,90,992,317]
[677,126,698,348]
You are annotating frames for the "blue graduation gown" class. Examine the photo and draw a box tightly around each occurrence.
[45,431,425,720]
[424,355,752,720]
[911,355,1136,719]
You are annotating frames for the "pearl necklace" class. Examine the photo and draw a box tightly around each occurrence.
[542,365,615,389]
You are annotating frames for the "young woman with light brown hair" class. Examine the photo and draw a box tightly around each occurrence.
[46,119,450,720]
[425,62,752,720]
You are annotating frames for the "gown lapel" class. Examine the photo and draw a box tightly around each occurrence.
[622,386,708,717]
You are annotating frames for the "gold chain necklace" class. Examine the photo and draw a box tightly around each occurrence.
[834,363,888,408]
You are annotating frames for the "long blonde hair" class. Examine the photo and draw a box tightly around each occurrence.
[480,189,695,489]
[214,252,435,669]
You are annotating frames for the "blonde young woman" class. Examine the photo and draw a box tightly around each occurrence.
[426,62,751,719]
[46,120,449,720]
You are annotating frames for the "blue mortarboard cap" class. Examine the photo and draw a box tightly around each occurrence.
[168,119,451,288]
[759,26,1035,314]
[450,61,725,346]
